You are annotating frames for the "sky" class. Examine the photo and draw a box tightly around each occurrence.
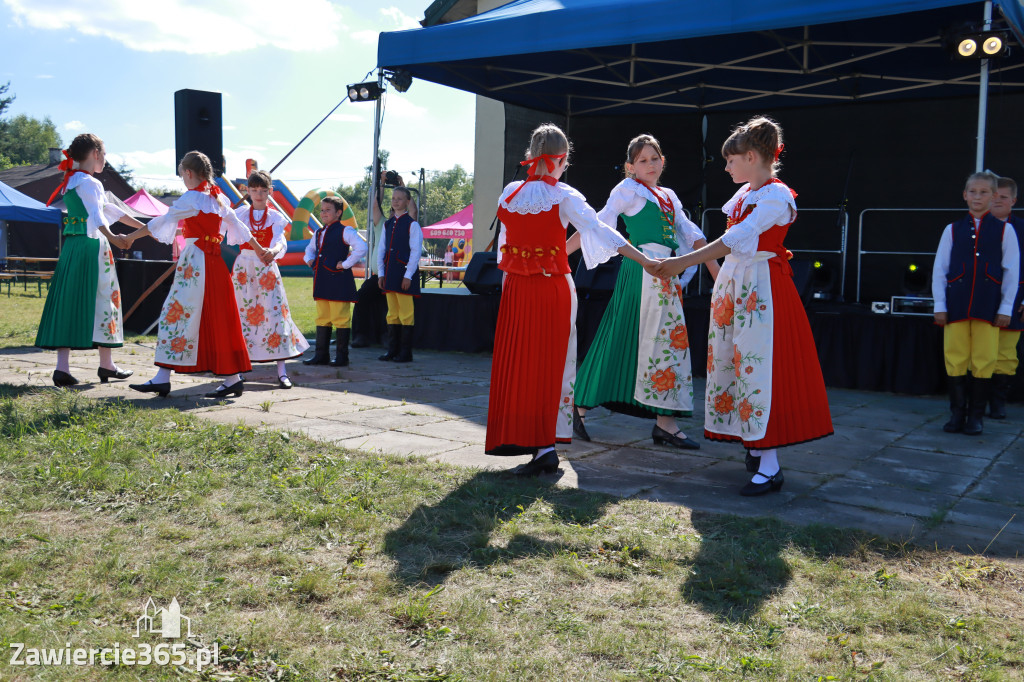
[0,0,477,192]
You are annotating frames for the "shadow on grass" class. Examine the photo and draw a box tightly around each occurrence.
[383,469,615,587]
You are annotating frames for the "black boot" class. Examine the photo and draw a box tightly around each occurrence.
[394,325,415,363]
[989,374,1011,419]
[964,376,990,436]
[303,326,332,365]
[331,328,350,367]
[942,375,968,433]
[378,324,401,361]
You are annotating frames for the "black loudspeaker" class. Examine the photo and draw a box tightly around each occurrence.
[174,89,224,176]
[790,259,814,304]
[574,255,621,298]
[464,252,502,295]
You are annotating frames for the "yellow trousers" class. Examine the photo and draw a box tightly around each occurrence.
[995,330,1021,375]
[944,319,1000,378]
[385,292,415,326]
[315,300,352,328]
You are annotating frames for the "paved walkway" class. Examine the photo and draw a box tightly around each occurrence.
[3,344,1021,559]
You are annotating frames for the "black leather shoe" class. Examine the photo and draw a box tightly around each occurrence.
[740,470,784,496]
[205,382,243,398]
[508,450,559,477]
[97,366,133,384]
[989,374,1010,419]
[278,375,293,389]
[331,328,350,367]
[52,369,79,387]
[943,375,968,433]
[304,326,332,366]
[393,325,415,363]
[572,406,591,441]
[745,450,760,473]
[652,425,700,449]
[128,381,170,398]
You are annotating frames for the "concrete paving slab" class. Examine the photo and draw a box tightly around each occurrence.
[844,458,976,497]
[808,478,959,519]
[871,446,993,477]
[894,426,1019,457]
[579,447,712,476]
[333,430,464,457]
[774,500,923,542]
[403,418,488,443]
[967,461,1024,507]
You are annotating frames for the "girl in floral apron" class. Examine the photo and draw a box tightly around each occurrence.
[124,152,270,398]
[36,134,147,387]
[652,117,832,496]
[572,134,720,449]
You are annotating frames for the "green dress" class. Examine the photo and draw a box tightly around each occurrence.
[35,176,124,349]
[576,199,688,418]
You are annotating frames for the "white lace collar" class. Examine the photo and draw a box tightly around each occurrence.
[65,172,99,192]
[500,180,580,215]
[619,177,675,206]
[724,180,795,214]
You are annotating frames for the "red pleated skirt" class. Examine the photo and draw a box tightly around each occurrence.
[485,273,572,455]
[157,251,252,375]
[705,261,833,449]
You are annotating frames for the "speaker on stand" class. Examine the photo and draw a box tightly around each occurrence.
[174,89,224,176]
[463,252,503,295]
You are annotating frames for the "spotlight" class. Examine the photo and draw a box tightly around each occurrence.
[384,68,413,93]
[901,262,929,296]
[948,30,1009,59]
[810,261,834,301]
[347,81,382,103]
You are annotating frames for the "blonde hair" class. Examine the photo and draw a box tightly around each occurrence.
[179,151,213,182]
[525,123,570,162]
[722,116,783,173]
[964,171,998,192]
[625,133,664,180]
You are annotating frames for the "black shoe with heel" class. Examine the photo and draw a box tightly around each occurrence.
[740,470,784,496]
[509,449,559,477]
[128,381,170,398]
[205,382,244,399]
[52,370,79,387]
[572,406,591,441]
[97,367,133,383]
[278,376,293,389]
[652,425,700,450]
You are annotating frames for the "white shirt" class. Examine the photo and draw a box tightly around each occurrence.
[930,216,1020,316]
[146,190,253,246]
[375,212,423,280]
[720,181,797,258]
[598,178,706,286]
[234,205,288,260]
[66,173,126,239]
[303,223,368,270]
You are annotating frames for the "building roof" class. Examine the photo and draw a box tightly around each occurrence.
[0,160,136,208]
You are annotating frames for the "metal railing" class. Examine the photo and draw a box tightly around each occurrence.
[697,207,848,296]
[855,208,963,302]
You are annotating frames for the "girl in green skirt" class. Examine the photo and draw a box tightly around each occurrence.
[35,134,147,386]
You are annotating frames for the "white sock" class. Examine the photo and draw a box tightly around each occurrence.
[752,448,779,481]
[223,374,242,387]
[276,360,287,378]
[56,348,71,373]
[534,446,555,461]
[97,346,115,371]
[151,367,172,384]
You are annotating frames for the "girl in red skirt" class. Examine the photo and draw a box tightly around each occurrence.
[652,117,833,495]
[125,151,270,398]
[486,124,662,476]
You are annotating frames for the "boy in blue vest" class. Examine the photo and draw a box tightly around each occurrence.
[932,171,1020,435]
[989,176,1021,419]
[302,196,367,367]
[376,186,422,363]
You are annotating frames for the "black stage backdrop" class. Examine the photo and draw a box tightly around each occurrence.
[502,92,1024,304]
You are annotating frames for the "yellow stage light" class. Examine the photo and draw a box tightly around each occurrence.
[958,38,977,57]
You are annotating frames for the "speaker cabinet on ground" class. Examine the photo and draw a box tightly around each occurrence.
[464,252,502,295]
[174,89,224,176]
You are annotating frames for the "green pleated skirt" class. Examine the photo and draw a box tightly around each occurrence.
[575,258,689,418]
[35,235,120,350]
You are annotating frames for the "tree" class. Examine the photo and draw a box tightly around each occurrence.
[116,161,135,189]
[0,114,61,167]
[0,81,13,119]
[418,165,473,227]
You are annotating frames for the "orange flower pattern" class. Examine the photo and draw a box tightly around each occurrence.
[232,250,309,361]
[650,367,677,393]
[738,398,754,422]
[110,290,120,308]
[669,325,689,350]
[95,242,123,345]
[107,320,117,336]
[714,391,734,414]
[156,249,202,364]
[712,292,735,328]
[183,265,195,280]
[164,300,184,325]
[638,272,692,410]
[170,336,187,353]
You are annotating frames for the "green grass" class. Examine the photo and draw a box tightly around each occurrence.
[1,389,1022,680]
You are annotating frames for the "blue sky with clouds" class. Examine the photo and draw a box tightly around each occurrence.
[1,0,476,192]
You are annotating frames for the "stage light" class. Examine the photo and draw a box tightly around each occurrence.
[902,262,929,296]
[948,30,1009,59]
[813,260,823,269]
[384,69,413,93]
[347,81,382,103]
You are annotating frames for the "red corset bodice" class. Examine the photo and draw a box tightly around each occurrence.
[240,225,272,251]
[728,180,797,275]
[182,212,224,255]
[497,206,570,276]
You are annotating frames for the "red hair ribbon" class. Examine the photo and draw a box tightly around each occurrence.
[45,149,89,206]
[194,180,223,198]
[773,144,785,164]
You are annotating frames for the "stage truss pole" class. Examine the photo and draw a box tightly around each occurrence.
[976,0,993,171]
[368,71,384,277]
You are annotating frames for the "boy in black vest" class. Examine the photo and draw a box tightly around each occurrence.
[303,196,367,367]
[989,176,1022,419]
[932,171,1020,435]
[376,186,422,363]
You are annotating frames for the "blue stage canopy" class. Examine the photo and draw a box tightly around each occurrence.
[378,0,1024,114]
[0,180,62,224]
